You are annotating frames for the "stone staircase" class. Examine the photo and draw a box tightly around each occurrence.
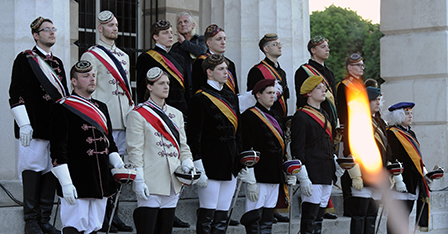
[1,180,448,234]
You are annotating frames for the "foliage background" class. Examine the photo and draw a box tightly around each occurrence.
[310,5,384,84]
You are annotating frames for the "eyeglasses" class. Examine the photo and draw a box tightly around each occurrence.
[268,42,283,47]
[38,27,57,33]
[351,63,365,68]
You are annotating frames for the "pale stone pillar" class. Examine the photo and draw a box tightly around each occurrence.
[380,0,447,189]
[200,0,310,116]
[0,0,71,180]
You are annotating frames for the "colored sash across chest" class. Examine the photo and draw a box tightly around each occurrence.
[372,117,387,154]
[256,61,287,117]
[135,102,180,153]
[388,126,429,197]
[25,50,67,100]
[198,89,238,133]
[198,53,237,93]
[146,50,185,90]
[302,64,336,121]
[59,95,109,143]
[250,107,285,154]
[300,105,333,142]
[87,46,133,106]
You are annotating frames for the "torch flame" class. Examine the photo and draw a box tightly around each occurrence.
[346,81,383,184]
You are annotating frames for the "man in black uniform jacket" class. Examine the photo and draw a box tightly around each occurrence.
[187,54,242,234]
[50,61,125,233]
[9,16,68,234]
[136,19,188,115]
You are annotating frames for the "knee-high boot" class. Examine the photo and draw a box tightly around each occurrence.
[197,208,215,234]
[22,170,44,234]
[260,208,274,234]
[62,227,82,234]
[349,197,370,234]
[38,172,60,234]
[314,207,325,234]
[154,208,175,234]
[240,208,262,234]
[364,199,378,234]
[300,202,320,234]
[133,207,158,234]
[211,210,228,234]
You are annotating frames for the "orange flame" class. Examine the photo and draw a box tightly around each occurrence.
[346,81,383,184]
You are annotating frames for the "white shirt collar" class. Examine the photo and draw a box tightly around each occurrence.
[36,45,51,57]
[156,43,170,52]
[207,79,222,91]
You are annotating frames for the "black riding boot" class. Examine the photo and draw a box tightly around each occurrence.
[111,196,133,232]
[211,210,228,234]
[349,197,370,234]
[22,170,44,234]
[133,207,158,234]
[364,199,378,234]
[314,207,325,234]
[260,208,274,234]
[300,202,320,234]
[38,172,60,234]
[240,208,262,234]
[197,208,215,234]
[62,227,82,234]
[154,208,176,234]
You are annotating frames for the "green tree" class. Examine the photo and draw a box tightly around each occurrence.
[310,5,383,83]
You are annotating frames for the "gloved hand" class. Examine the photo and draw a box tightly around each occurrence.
[348,164,363,191]
[181,158,194,173]
[285,174,297,186]
[109,152,125,168]
[52,164,77,205]
[194,159,208,188]
[133,167,150,200]
[334,154,345,178]
[274,80,283,101]
[393,174,407,192]
[11,105,33,147]
[423,166,432,186]
[238,167,256,184]
[295,165,313,196]
[246,183,259,202]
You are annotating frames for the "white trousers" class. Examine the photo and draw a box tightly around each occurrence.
[112,130,126,156]
[245,183,279,212]
[17,139,53,181]
[60,197,107,233]
[137,188,180,208]
[351,186,382,200]
[301,184,332,208]
[198,177,237,211]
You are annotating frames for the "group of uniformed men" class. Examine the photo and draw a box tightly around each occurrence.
[9,9,435,234]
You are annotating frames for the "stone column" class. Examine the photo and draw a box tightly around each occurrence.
[380,0,447,189]
[200,0,310,116]
[0,0,71,180]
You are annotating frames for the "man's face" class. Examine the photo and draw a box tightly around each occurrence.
[256,86,276,109]
[308,82,326,103]
[348,61,365,77]
[154,27,174,48]
[177,15,195,35]
[99,17,118,40]
[72,70,96,96]
[207,31,226,54]
[369,96,381,114]
[33,22,56,48]
[207,62,228,84]
[264,39,282,58]
[402,109,413,127]
[311,41,330,62]
[148,75,170,100]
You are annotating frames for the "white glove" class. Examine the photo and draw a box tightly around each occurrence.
[109,152,125,168]
[133,168,150,200]
[348,164,363,191]
[286,174,297,186]
[246,183,259,202]
[52,164,78,205]
[181,158,194,173]
[238,167,256,184]
[11,105,33,147]
[296,165,313,196]
[194,160,208,188]
[334,154,345,178]
[274,80,283,101]
[393,174,407,192]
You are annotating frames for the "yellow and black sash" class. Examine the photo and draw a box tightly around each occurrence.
[255,61,287,117]
[372,117,387,153]
[299,105,333,142]
[197,52,237,93]
[302,64,337,122]
[146,50,185,90]
[249,107,285,154]
[197,89,238,133]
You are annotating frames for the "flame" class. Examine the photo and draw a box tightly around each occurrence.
[346,81,383,184]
